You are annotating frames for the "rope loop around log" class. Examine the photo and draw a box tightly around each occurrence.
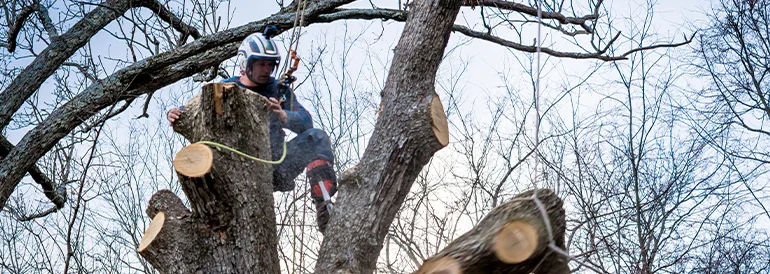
[195,140,287,165]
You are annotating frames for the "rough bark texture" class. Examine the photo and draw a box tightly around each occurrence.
[137,83,280,273]
[415,189,569,274]
[315,0,461,273]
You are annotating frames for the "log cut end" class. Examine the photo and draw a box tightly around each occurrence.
[494,220,539,263]
[430,96,449,147]
[414,257,461,274]
[138,211,165,253]
[173,143,213,177]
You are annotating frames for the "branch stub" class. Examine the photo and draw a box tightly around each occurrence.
[173,143,213,177]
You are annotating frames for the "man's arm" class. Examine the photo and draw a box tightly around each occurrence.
[282,91,313,134]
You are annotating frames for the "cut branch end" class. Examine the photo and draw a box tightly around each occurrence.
[494,220,539,263]
[414,257,461,274]
[173,143,213,177]
[430,96,449,146]
[138,211,165,253]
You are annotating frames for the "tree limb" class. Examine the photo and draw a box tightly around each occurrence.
[137,92,154,119]
[34,0,59,38]
[464,0,597,31]
[415,189,568,273]
[452,24,627,60]
[17,206,59,221]
[317,8,681,61]
[0,135,66,209]
[6,4,35,53]
[137,0,201,43]
[619,32,697,58]
[316,0,460,272]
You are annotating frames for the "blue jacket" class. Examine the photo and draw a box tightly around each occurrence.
[221,76,313,153]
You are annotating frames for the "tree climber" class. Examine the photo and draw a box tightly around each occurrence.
[166,30,337,234]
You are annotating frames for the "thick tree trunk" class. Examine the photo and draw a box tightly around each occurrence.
[315,0,460,273]
[414,189,569,274]
[137,83,280,273]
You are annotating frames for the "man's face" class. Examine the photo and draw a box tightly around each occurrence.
[249,59,277,84]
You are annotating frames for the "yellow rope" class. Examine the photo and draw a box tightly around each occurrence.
[195,140,287,165]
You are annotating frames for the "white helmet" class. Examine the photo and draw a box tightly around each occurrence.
[237,32,282,79]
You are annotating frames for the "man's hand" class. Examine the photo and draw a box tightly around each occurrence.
[167,107,182,125]
[268,98,288,124]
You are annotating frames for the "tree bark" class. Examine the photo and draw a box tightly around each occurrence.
[414,189,569,274]
[137,83,280,273]
[315,0,460,273]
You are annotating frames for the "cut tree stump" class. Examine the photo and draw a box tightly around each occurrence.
[138,83,280,273]
[414,189,569,274]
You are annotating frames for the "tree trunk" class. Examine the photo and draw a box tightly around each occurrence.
[315,0,460,273]
[414,189,569,274]
[137,83,280,273]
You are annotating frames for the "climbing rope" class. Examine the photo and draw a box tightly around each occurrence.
[279,0,307,80]
[534,0,543,188]
[195,140,287,165]
[529,3,604,273]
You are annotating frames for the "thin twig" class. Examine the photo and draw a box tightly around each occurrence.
[18,206,59,222]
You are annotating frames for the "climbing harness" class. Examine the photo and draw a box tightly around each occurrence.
[195,140,287,165]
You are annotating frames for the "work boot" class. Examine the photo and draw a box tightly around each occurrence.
[306,159,337,234]
[306,160,337,201]
[315,199,332,234]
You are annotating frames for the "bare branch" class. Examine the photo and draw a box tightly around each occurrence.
[80,98,136,132]
[619,32,697,58]
[0,135,66,209]
[137,92,154,119]
[17,206,59,222]
[317,8,689,61]
[6,4,35,53]
[137,0,201,44]
[452,24,627,60]
[463,0,598,27]
[62,62,99,83]
[33,0,58,38]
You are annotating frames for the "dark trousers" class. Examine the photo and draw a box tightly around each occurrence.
[271,128,334,192]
